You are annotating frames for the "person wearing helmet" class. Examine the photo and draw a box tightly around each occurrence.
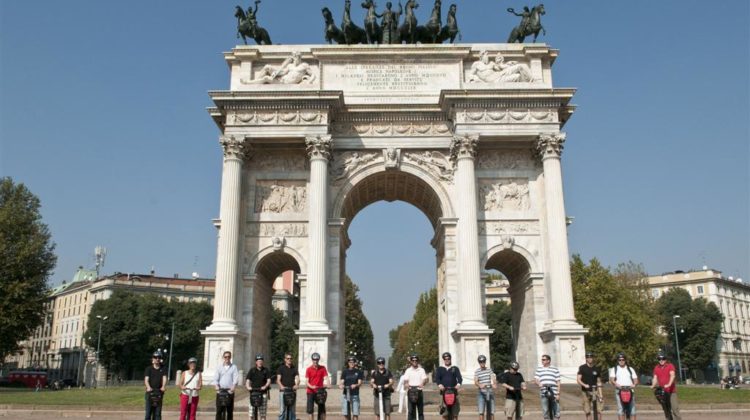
[215,351,240,420]
[177,357,202,420]
[608,353,639,420]
[499,361,526,420]
[473,355,497,420]
[370,356,394,420]
[534,354,560,420]
[276,352,300,420]
[651,353,681,420]
[403,354,428,420]
[339,356,364,420]
[577,352,603,420]
[144,351,167,420]
[246,354,272,420]
[306,352,329,420]
[436,352,462,420]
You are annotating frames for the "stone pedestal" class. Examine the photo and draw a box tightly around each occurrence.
[296,330,334,385]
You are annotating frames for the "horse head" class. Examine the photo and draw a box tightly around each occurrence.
[322,7,334,24]
[234,5,246,20]
[534,4,546,16]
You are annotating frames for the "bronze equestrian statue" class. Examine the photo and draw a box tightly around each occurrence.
[322,7,347,44]
[507,4,546,43]
[235,1,272,45]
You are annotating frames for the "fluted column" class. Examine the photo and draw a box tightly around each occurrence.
[210,135,246,330]
[537,133,576,323]
[304,135,332,329]
[451,135,485,328]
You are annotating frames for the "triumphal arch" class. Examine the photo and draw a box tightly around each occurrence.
[202,43,587,381]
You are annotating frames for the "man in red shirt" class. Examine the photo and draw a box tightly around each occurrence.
[651,353,681,420]
[306,352,329,420]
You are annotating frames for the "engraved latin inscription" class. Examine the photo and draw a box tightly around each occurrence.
[326,63,457,92]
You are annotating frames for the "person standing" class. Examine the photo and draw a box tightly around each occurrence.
[246,354,272,420]
[609,353,638,420]
[474,355,497,420]
[277,353,300,420]
[144,351,167,420]
[499,362,526,420]
[436,352,462,420]
[534,354,560,420]
[178,357,202,420]
[370,356,394,420]
[403,354,428,420]
[306,352,329,420]
[651,352,681,420]
[576,352,603,420]
[215,351,240,420]
[339,356,364,420]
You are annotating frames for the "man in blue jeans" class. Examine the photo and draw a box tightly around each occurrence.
[534,355,560,420]
[339,356,364,420]
[144,351,167,420]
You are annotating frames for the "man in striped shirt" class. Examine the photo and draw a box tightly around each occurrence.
[534,355,560,419]
[473,355,496,420]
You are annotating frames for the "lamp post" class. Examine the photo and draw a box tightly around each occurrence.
[95,315,108,388]
[672,315,684,382]
[166,322,175,383]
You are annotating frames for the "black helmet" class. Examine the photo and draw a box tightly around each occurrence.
[510,361,520,370]
[347,356,357,363]
[311,352,321,360]
[255,353,264,360]
[409,354,419,361]
[152,351,162,359]
[477,355,487,363]
[617,352,626,361]
[585,352,594,358]
[442,352,451,359]
[376,357,386,364]
[657,352,666,360]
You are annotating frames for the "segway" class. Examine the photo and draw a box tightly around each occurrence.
[542,385,557,420]
[589,384,600,420]
[407,386,421,420]
[282,387,296,420]
[250,389,264,420]
[147,390,162,420]
[314,387,327,420]
[654,386,673,420]
[480,384,493,420]
[618,386,634,420]
[216,388,231,420]
[442,386,457,419]
[345,384,353,420]
[376,385,385,420]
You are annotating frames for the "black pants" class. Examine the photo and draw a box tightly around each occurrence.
[407,390,424,420]
[216,392,235,420]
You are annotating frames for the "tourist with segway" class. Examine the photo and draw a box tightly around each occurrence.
[177,357,202,420]
[534,354,560,420]
[339,356,363,420]
[403,354,428,420]
[499,361,526,420]
[144,351,167,420]
[609,353,639,420]
[276,353,300,420]
[436,352,462,420]
[246,354,272,420]
[474,355,496,420]
[370,356,394,420]
[306,352,329,420]
[576,352,603,420]
[215,351,240,420]
[651,352,681,420]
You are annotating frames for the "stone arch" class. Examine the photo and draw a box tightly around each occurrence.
[484,246,541,376]
[247,244,307,279]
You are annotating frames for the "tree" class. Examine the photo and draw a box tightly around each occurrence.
[0,177,57,360]
[344,276,376,370]
[269,308,298,373]
[613,261,652,302]
[486,301,512,371]
[655,288,723,379]
[571,256,660,373]
[388,288,439,373]
[85,291,212,379]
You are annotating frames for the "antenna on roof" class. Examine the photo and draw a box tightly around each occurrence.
[94,246,107,278]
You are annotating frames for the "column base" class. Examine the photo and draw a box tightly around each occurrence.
[296,329,335,385]
[451,326,493,382]
[539,322,588,384]
[200,328,248,383]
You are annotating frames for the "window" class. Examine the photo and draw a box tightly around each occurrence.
[697,285,704,294]
[652,289,660,299]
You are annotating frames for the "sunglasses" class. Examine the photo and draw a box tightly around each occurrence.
[224,356,231,359]
[377,362,385,365]
[618,359,626,361]
[285,357,292,360]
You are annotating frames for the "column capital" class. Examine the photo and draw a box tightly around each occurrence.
[305,135,332,161]
[450,134,479,162]
[535,133,566,160]
[219,135,248,160]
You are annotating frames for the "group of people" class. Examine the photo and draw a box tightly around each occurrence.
[142,349,683,420]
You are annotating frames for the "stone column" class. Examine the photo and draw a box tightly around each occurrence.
[536,133,576,324]
[304,135,332,329]
[451,135,485,328]
[209,135,246,330]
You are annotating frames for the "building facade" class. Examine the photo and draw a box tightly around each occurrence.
[646,269,750,379]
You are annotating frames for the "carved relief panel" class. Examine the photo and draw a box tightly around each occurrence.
[254,181,307,214]
[249,151,308,172]
[479,179,530,212]
[477,150,537,171]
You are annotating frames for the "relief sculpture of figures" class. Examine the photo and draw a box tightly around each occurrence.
[255,182,307,213]
[468,50,536,83]
[403,150,454,182]
[242,52,316,84]
[506,4,546,43]
[331,151,379,179]
[379,2,402,44]
[480,180,530,211]
[234,1,272,45]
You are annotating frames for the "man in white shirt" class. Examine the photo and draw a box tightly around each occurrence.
[215,351,240,420]
[534,354,560,420]
[608,353,638,420]
[402,354,428,420]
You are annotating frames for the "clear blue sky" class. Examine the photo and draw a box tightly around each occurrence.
[2,1,748,357]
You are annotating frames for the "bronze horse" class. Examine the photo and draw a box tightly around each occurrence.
[437,3,460,43]
[342,0,368,44]
[322,7,347,44]
[507,4,545,43]
[398,0,419,44]
[414,0,442,44]
[361,0,382,44]
[235,4,272,45]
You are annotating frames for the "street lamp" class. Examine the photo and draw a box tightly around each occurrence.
[672,315,684,382]
[166,322,175,383]
[95,315,108,388]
